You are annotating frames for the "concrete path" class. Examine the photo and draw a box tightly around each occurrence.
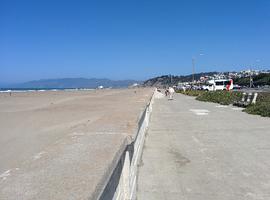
[138,93,270,200]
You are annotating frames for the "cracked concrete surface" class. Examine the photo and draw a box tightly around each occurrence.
[138,93,270,200]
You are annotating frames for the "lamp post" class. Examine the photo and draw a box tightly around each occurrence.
[192,53,204,83]
[192,57,195,83]
[250,59,260,88]
[249,69,252,88]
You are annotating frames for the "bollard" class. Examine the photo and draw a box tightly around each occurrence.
[241,93,246,102]
[247,93,252,103]
[252,93,258,104]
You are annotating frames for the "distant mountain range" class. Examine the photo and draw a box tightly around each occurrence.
[3,78,140,89]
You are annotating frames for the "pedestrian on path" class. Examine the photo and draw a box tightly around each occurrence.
[165,89,169,96]
[168,87,175,100]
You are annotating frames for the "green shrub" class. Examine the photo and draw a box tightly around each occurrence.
[244,102,270,117]
[254,92,270,103]
[179,89,270,117]
[176,90,205,97]
[196,91,242,105]
[244,93,270,117]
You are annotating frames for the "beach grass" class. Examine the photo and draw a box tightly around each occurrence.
[179,89,270,117]
[244,93,270,117]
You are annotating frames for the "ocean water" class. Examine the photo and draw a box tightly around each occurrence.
[0,88,95,93]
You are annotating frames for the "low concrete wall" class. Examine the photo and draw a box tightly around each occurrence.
[97,89,158,200]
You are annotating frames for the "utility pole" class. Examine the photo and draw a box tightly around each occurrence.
[192,57,195,83]
[250,59,260,88]
[249,68,252,88]
[192,53,203,84]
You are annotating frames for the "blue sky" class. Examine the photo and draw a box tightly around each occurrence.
[1,0,270,83]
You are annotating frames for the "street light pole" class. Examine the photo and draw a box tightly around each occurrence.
[192,53,203,84]
[250,59,260,88]
[249,68,252,88]
[192,57,195,83]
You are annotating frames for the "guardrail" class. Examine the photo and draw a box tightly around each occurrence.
[96,89,157,200]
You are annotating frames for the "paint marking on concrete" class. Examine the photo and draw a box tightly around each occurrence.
[192,136,200,144]
[242,171,253,177]
[232,107,244,111]
[71,132,85,139]
[216,105,228,108]
[190,109,210,116]
[205,156,214,160]
[33,151,47,160]
[199,148,208,153]
[71,132,85,136]
[196,112,209,115]
[0,167,20,182]
[245,192,263,199]
[192,136,204,146]
[0,170,11,181]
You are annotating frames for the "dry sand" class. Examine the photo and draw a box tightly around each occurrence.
[0,88,154,200]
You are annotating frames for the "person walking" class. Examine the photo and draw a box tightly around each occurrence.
[168,87,175,100]
[165,88,169,96]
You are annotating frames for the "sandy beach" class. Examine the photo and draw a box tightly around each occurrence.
[0,88,154,199]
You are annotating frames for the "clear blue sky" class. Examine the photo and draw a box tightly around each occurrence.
[1,0,270,83]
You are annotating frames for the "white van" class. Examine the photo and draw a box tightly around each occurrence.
[203,79,233,91]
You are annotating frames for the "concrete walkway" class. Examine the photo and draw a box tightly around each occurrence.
[138,93,270,200]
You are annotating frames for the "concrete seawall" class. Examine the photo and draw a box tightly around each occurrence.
[0,89,158,200]
[96,89,158,200]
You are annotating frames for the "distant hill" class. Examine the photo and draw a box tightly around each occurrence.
[143,72,270,87]
[143,72,218,87]
[8,78,140,89]
[233,73,270,86]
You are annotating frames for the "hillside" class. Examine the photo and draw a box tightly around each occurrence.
[143,72,270,87]
[233,73,270,86]
[143,72,217,87]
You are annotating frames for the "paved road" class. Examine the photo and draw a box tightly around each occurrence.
[138,93,270,200]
